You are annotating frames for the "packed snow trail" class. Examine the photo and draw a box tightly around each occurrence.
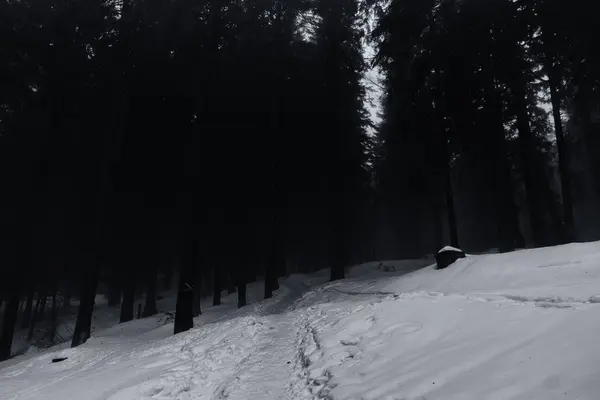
[213,279,310,400]
[0,275,332,400]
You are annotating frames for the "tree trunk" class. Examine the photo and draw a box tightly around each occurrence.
[227,268,236,294]
[547,64,574,241]
[62,284,72,311]
[107,281,121,307]
[329,216,346,281]
[445,173,460,248]
[212,265,221,306]
[441,136,460,249]
[484,79,522,252]
[432,193,444,252]
[142,266,158,318]
[0,293,20,361]
[513,85,545,247]
[50,290,57,344]
[71,266,100,348]
[38,293,47,321]
[192,268,203,317]
[21,286,34,329]
[433,68,460,250]
[119,270,135,323]
[27,293,43,341]
[237,278,247,308]
[174,236,198,335]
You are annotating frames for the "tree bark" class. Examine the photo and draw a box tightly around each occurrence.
[71,266,100,348]
[107,280,121,307]
[21,286,34,329]
[0,292,20,361]
[38,292,47,321]
[329,215,346,281]
[512,74,546,247]
[62,284,72,310]
[237,277,247,308]
[192,268,203,317]
[119,270,135,323]
[142,266,158,318]
[445,173,460,248]
[174,236,198,334]
[547,63,574,241]
[212,265,221,306]
[227,268,236,294]
[264,259,274,300]
[432,193,444,252]
[27,293,43,341]
[484,68,523,252]
[50,290,57,344]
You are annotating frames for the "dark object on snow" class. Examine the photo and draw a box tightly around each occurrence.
[376,262,396,272]
[51,357,68,363]
[435,246,466,270]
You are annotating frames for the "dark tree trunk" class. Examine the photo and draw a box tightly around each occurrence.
[441,136,460,249]
[119,270,135,323]
[433,69,460,250]
[142,266,158,318]
[547,65,574,241]
[329,217,346,281]
[227,269,236,294]
[329,192,347,281]
[264,259,274,300]
[237,278,247,308]
[163,265,174,291]
[21,286,34,329]
[512,76,545,247]
[38,293,47,321]
[192,270,203,317]
[62,285,72,310]
[174,237,198,335]
[71,266,100,348]
[445,174,460,248]
[484,71,523,252]
[212,265,221,306]
[27,293,43,341]
[107,281,121,307]
[265,217,276,299]
[432,194,444,252]
[50,290,57,344]
[0,293,20,361]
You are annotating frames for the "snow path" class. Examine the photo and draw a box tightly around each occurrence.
[0,278,317,400]
[215,279,312,400]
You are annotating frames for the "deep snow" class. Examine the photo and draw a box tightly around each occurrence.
[3,242,600,399]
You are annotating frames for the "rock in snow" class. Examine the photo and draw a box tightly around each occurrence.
[435,245,466,269]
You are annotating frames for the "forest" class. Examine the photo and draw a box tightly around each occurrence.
[0,0,599,361]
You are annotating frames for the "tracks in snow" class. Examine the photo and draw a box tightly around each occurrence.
[213,279,315,400]
[327,287,600,310]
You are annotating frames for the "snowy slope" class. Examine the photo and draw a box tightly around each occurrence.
[3,242,600,400]
[297,244,600,400]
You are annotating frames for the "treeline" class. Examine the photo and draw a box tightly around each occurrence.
[0,0,371,360]
[369,0,600,255]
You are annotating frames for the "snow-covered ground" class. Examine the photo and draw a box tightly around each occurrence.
[3,242,600,399]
